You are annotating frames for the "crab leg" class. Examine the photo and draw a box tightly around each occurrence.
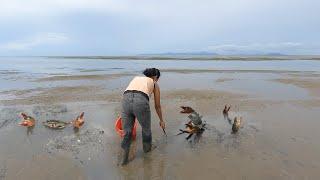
[186,133,194,140]
[176,129,189,136]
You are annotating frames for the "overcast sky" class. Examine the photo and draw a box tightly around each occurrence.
[0,0,319,55]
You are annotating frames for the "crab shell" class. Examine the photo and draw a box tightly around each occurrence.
[43,120,70,129]
[185,121,203,134]
[232,117,242,133]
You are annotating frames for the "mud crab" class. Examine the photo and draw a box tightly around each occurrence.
[19,113,35,127]
[223,105,242,133]
[19,112,85,129]
[177,106,207,140]
[232,117,242,133]
[43,120,71,129]
[71,112,85,129]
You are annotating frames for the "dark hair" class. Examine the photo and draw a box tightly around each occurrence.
[143,68,161,79]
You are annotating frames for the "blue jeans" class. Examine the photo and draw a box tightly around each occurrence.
[121,91,152,153]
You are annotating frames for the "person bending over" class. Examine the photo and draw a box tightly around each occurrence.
[120,68,165,165]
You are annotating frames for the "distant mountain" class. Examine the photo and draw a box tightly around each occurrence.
[141,51,287,56]
[264,52,286,56]
[141,51,219,56]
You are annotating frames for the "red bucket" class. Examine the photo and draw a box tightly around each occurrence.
[115,117,137,140]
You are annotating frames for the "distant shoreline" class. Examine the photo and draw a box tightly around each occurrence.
[1,55,319,61]
[43,55,320,61]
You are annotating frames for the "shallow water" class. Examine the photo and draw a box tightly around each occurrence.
[1,57,320,75]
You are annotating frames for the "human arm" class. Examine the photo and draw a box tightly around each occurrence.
[153,83,165,129]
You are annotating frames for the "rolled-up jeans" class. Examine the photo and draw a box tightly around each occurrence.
[121,91,152,153]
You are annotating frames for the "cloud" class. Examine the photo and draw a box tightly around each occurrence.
[0,1,319,55]
[0,0,260,20]
[0,0,125,16]
[0,33,69,51]
[206,42,308,55]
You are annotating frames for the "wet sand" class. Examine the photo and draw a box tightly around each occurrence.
[274,78,320,97]
[1,68,320,179]
[4,154,86,180]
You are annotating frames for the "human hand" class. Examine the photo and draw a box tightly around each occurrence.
[159,120,166,130]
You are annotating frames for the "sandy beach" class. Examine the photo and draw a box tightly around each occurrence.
[0,57,320,179]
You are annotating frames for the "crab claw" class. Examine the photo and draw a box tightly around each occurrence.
[19,121,28,126]
[180,106,195,114]
[78,112,84,119]
[223,105,231,115]
[73,112,85,129]
[21,113,28,119]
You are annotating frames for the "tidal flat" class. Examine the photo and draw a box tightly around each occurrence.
[0,56,320,179]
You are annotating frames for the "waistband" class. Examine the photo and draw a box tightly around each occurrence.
[123,90,149,101]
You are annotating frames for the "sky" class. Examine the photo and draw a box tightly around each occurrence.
[0,0,319,55]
